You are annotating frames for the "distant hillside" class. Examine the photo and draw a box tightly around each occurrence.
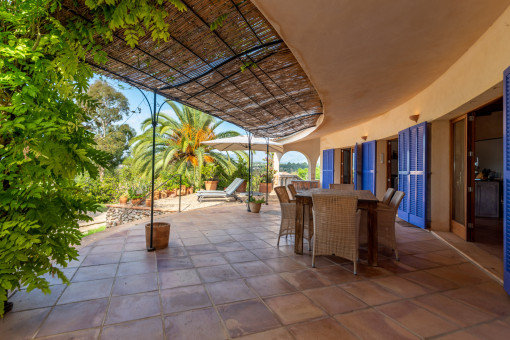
[279,162,308,173]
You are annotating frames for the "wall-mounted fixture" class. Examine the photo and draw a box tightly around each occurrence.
[361,135,368,141]
[409,114,420,123]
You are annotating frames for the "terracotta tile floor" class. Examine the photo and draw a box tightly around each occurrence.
[2,204,510,339]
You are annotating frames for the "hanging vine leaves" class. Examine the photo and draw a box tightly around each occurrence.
[0,0,191,316]
[210,13,229,31]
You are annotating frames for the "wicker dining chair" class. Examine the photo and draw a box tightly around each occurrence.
[274,186,312,247]
[287,183,298,201]
[274,186,296,246]
[380,188,395,206]
[329,183,355,191]
[376,190,405,260]
[311,193,361,273]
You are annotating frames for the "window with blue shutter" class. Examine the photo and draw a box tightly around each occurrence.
[322,149,334,189]
[353,144,359,189]
[503,66,510,295]
[398,122,427,229]
[361,141,376,195]
[398,128,410,221]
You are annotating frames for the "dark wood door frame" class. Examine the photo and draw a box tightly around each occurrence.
[450,113,476,241]
[340,147,354,184]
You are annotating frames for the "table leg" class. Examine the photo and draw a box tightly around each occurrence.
[295,198,304,254]
[367,202,378,266]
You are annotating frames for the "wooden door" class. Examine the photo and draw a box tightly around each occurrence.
[450,114,475,240]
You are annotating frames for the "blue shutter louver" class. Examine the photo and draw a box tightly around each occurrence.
[503,66,510,295]
[353,144,358,190]
[398,122,427,228]
[361,141,376,195]
[322,149,334,189]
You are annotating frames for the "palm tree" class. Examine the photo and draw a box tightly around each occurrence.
[130,102,245,188]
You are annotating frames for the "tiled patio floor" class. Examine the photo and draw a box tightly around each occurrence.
[2,204,510,339]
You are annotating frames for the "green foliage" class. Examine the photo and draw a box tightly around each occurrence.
[296,167,319,180]
[297,168,308,180]
[76,171,121,203]
[240,61,257,72]
[248,197,265,204]
[280,162,308,173]
[259,153,276,183]
[231,158,250,182]
[202,164,218,181]
[81,225,106,237]
[130,102,243,189]
[210,13,229,31]
[85,80,135,167]
[0,0,187,315]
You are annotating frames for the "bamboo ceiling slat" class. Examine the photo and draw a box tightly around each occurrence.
[61,0,323,138]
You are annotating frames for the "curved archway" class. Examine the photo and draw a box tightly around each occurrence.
[278,151,310,181]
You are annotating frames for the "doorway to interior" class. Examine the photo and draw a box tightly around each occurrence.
[340,148,353,184]
[386,139,398,190]
[450,99,503,258]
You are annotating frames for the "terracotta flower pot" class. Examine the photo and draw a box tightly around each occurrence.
[205,180,218,190]
[131,198,142,205]
[119,195,128,204]
[187,186,194,194]
[259,182,273,194]
[145,222,170,249]
[146,199,151,207]
[154,191,160,200]
[249,202,262,213]
[236,181,247,193]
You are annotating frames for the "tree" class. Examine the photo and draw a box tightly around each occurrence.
[0,0,186,315]
[130,102,245,189]
[85,81,136,169]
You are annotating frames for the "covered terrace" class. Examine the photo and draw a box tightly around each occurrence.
[2,204,509,339]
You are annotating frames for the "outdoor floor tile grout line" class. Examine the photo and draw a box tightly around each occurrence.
[97,236,126,339]
[28,248,86,339]
[156,256,168,340]
[5,205,508,339]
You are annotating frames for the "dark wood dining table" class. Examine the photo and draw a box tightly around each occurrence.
[294,188,380,266]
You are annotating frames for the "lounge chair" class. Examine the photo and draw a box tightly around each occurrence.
[196,178,242,194]
[196,178,244,202]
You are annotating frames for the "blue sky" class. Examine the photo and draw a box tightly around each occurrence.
[94,75,307,164]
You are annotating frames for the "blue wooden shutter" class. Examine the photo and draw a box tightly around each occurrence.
[409,122,427,228]
[322,149,334,189]
[398,128,410,221]
[398,123,427,228]
[503,66,510,295]
[361,141,376,194]
[353,143,358,189]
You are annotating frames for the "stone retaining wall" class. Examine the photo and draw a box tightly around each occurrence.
[105,204,175,227]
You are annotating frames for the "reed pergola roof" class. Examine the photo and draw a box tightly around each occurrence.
[61,0,323,138]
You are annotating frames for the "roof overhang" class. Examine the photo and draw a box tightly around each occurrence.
[252,0,510,141]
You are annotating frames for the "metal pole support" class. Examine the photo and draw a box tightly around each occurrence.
[178,174,182,213]
[147,90,157,252]
[247,133,252,212]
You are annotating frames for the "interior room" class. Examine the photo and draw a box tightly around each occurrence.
[474,100,503,258]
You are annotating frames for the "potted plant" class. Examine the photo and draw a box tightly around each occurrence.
[128,188,144,205]
[259,170,275,194]
[248,197,265,213]
[118,191,129,204]
[232,159,249,192]
[145,222,171,249]
[203,165,218,191]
